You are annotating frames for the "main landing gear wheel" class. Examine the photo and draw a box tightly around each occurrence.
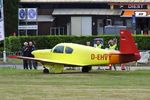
[82,66,92,73]
[43,67,49,74]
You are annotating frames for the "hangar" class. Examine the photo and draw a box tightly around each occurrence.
[19,0,150,36]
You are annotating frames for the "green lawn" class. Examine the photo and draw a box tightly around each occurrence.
[0,68,150,100]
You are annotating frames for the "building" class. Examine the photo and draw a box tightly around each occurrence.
[18,0,150,36]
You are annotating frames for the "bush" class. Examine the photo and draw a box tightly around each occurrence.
[134,35,150,50]
[3,35,150,52]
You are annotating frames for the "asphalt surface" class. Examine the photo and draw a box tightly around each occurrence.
[0,64,42,70]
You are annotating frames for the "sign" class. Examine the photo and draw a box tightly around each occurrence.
[122,10,150,17]
[18,8,26,20]
[135,11,150,17]
[0,20,4,41]
[0,0,4,41]
[18,25,38,30]
[114,4,147,9]
[27,8,37,20]
[18,8,38,20]
[127,4,147,9]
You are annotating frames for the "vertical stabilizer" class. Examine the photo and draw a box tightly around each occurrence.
[120,30,139,54]
[119,30,141,63]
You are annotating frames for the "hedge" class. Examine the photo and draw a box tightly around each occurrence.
[0,35,150,52]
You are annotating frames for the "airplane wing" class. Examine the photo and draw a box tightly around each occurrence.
[8,56,88,66]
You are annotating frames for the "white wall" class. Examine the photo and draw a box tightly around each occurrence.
[71,17,82,36]
[81,17,92,36]
[71,16,92,36]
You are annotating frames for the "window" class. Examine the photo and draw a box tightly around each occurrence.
[53,46,64,53]
[114,19,123,26]
[65,47,73,54]
[50,27,65,35]
[106,19,112,26]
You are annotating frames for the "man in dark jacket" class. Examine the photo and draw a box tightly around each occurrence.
[22,42,29,69]
[28,41,36,69]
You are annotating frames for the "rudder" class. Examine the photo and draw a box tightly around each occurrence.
[120,30,139,54]
[119,30,141,63]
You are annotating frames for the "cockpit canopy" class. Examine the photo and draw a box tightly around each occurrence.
[52,45,73,54]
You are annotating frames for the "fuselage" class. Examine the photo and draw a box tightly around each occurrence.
[32,43,121,66]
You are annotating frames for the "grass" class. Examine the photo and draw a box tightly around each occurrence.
[0,68,150,100]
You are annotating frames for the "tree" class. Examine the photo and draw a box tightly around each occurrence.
[4,0,19,37]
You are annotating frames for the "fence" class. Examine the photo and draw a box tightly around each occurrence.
[0,51,22,58]
[137,51,150,64]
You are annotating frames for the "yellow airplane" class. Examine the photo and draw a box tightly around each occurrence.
[9,30,141,73]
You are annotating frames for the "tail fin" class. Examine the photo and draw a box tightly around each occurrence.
[120,30,139,54]
[119,30,141,63]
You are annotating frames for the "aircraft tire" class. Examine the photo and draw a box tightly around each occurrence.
[43,68,49,74]
[82,66,91,73]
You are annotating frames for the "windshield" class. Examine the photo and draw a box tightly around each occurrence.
[53,45,64,53]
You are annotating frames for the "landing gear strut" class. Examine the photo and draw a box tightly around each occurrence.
[82,66,92,73]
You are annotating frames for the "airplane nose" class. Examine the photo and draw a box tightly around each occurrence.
[31,50,37,56]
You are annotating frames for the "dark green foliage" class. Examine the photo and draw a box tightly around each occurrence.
[4,0,19,36]
[7,36,22,52]
[134,35,150,50]
[4,35,150,52]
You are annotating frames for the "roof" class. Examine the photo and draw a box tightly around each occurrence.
[24,15,54,22]
[20,0,150,3]
[52,9,122,15]
[36,15,54,22]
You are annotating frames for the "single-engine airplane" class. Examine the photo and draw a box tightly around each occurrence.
[8,30,141,73]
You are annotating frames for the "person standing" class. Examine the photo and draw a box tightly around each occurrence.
[95,40,102,49]
[108,39,117,50]
[95,40,102,70]
[86,41,91,46]
[22,42,29,69]
[86,41,92,71]
[28,41,36,69]
[108,39,117,70]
